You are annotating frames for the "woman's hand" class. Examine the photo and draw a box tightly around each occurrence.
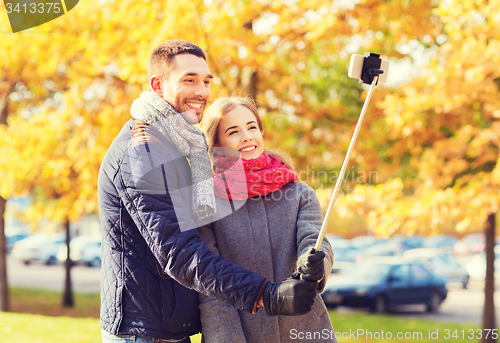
[293,247,325,285]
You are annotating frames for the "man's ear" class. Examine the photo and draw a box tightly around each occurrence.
[150,76,162,97]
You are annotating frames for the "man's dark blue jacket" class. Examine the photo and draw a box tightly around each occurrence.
[98,119,266,339]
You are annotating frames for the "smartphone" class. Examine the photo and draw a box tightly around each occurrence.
[348,53,390,84]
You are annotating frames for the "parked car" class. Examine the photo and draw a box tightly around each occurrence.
[321,257,448,313]
[423,234,458,251]
[57,234,101,267]
[328,238,362,273]
[6,234,29,253]
[403,248,469,288]
[11,233,66,265]
[466,246,500,282]
[350,235,387,249]
[355,242,406,262]
[390,234,423,250]
[454,233,485,256]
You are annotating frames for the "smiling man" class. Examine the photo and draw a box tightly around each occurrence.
[149,48,212,124]
[98,40,319,343]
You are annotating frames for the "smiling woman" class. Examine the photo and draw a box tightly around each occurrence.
[217,105,265,159]
[198,96,337,343]
[201,96,294,168]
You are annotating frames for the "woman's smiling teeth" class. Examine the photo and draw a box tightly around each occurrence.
[240,146,256,152]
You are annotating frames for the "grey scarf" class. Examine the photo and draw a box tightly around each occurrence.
[130,91,215,221]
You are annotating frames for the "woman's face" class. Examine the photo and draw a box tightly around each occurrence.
[217,105,264,159]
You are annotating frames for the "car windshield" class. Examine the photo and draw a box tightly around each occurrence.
[342,263,392,278]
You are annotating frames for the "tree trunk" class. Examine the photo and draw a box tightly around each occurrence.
[0,197,8,312]
[482,212,496,343]
[247,71,258,101]
[0,82,15,125]
[0,81,15,312]
[62,219,74,307]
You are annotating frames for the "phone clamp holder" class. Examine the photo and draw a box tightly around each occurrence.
[361,53,384,85]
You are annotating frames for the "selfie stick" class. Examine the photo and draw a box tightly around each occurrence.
[314,54,386,251]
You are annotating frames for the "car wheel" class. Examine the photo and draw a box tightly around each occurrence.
[371,295,388,313]
[91,257,101,268]
[426,292,442,313]
[462,276,469,289]
[46,256,56,266]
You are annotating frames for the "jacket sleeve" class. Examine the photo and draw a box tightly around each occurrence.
[295,183,333,293]
[116,139,266,312]
[197,223,248,343]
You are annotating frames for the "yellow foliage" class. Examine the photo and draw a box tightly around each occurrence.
[0,0,498,234]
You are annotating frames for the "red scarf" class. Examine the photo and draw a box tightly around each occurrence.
[213,152,297,200]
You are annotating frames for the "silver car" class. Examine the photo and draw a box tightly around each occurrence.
[57,234,102,267]
[12,233,66,265]
[403,248,469,288]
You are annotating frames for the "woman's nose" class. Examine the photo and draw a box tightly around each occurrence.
[241,130,252,142]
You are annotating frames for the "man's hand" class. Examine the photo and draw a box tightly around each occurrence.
[293,247,325,282]
[263,278,317,316]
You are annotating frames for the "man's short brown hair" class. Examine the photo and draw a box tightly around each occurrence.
[147,40,206,84]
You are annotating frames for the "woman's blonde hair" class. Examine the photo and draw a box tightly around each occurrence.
[201,96,295,171]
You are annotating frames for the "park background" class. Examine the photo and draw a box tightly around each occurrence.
[0,0,499,342]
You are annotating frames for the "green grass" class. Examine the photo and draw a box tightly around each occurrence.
[0,312,101,343]
[2,287,480,343]
[328,310,479,342]
[9,287,100,318]
[0,312,202,343]
[4,287,201,343]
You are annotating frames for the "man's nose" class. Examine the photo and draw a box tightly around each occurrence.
[193,81,209,98]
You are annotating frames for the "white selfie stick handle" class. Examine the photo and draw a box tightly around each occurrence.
[314,75,379,251]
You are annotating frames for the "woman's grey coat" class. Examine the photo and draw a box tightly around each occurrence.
[198,181,339,343]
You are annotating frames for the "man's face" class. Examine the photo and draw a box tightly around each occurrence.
[160,54,213,124]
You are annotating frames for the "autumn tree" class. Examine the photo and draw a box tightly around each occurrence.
[0,7,80,309]
[0,0,134,308]
[334,1,499,339]
[3,0,496,327]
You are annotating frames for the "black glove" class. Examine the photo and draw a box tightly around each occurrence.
[263,278,317,316]
[293,247,325,282]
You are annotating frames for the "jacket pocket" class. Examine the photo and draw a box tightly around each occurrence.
[160,280,201,334]
[156,261,173,280]
[312,294,327,318]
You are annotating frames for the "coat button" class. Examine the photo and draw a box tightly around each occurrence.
[117,312,121,317]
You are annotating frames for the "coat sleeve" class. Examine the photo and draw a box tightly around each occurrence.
[295,183,333,293]
[116,139,266,312]
[197,223,248,343]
